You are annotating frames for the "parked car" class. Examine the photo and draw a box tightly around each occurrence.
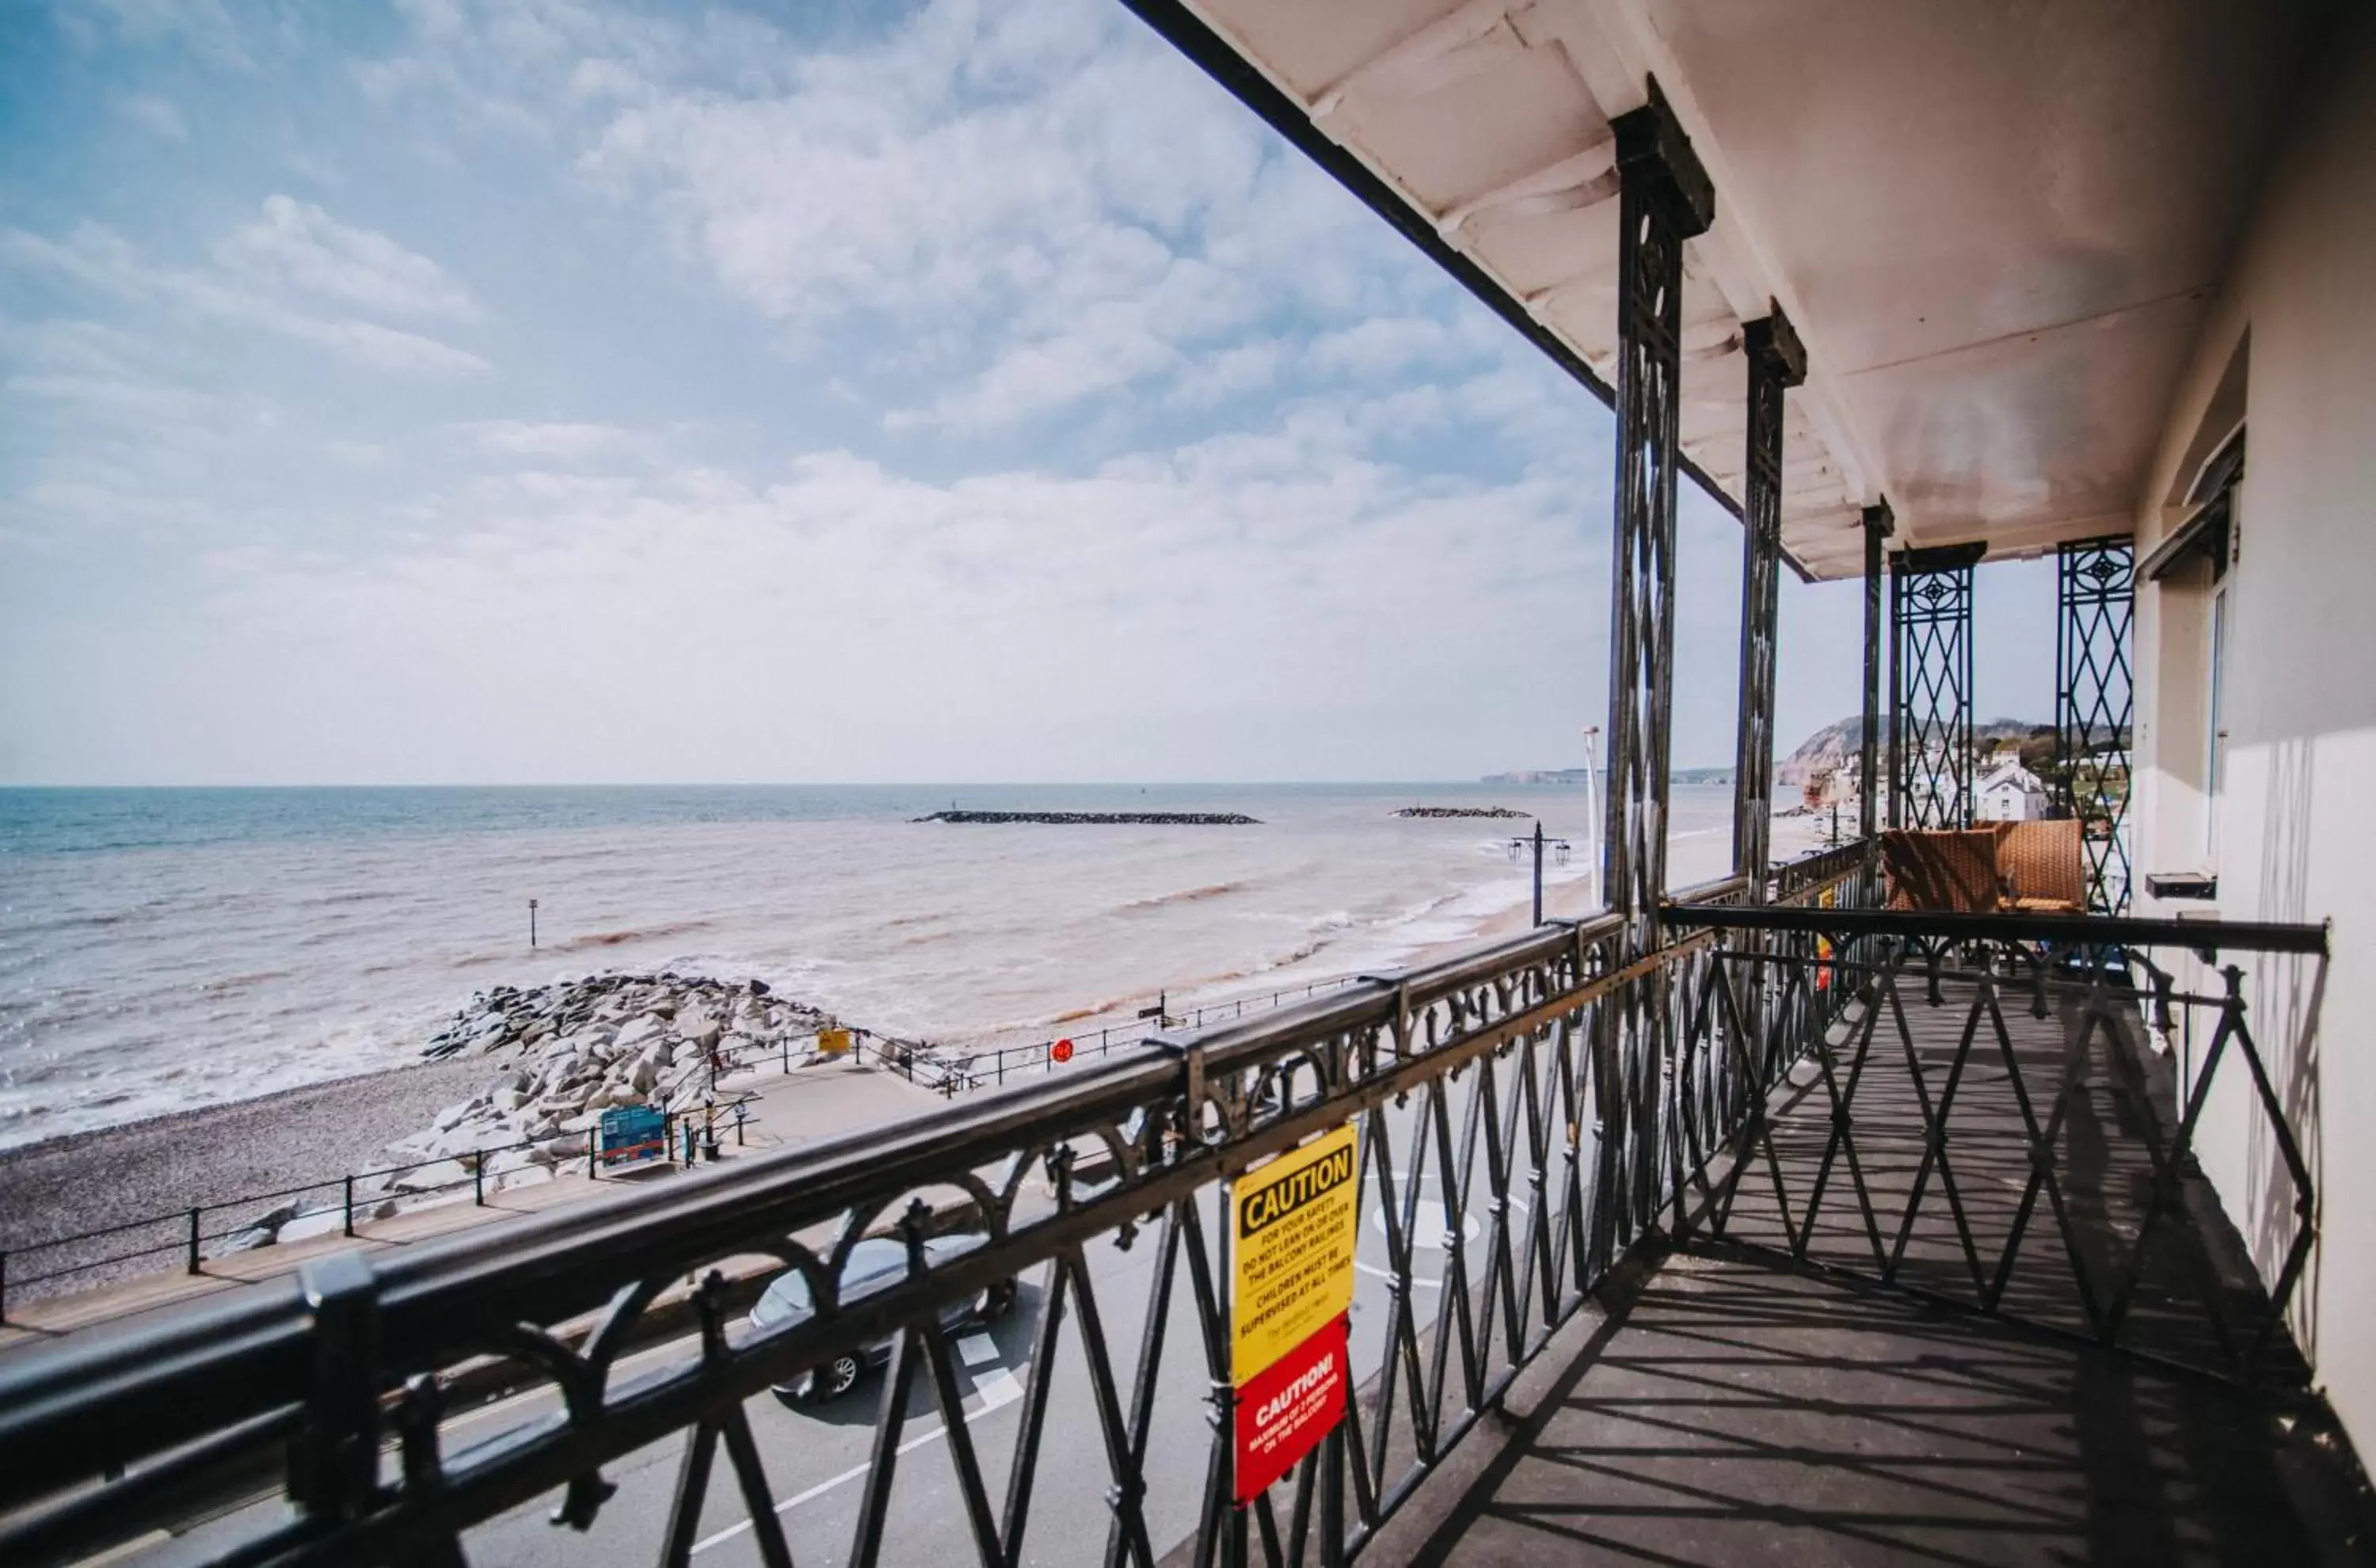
[748,1233,1015,1404]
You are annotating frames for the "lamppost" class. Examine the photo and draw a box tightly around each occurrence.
[1506,820,1574,927]
[1580,725,1603,913]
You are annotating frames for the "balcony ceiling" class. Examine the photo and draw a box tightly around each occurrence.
[1166,0,2322,578]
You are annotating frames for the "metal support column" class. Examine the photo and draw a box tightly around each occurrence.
[1602,78,1714,942]
[1891,542,1983,829]
[1731,308,1807,901]
[1597,80,1712,1254]
[1860,502,1892,853]
[2056,535,2136,912]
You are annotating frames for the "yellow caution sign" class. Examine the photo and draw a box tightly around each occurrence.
[817,1027,852,1057]
[1230,1122,1359,1383]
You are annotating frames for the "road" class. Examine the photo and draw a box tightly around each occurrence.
[143,1090,1567,1567]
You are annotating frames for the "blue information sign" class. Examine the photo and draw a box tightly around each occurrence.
[599,1106,667,1166]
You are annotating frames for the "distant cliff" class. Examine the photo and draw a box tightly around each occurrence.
[1775,715,2059,785]
[1480,767,1595,786]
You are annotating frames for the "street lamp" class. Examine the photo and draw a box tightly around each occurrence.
[1506,820,1573,927]
[1580,725,1603,913]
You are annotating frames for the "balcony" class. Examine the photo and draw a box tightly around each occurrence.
[0,847,2359,1566]
[5,1,2370,1563]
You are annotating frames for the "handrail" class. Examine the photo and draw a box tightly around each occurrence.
[0,909,1627,1513]
[1666,900,2330,955]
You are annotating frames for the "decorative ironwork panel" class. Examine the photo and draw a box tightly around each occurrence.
[1891,544,1982,829]
[1731,311,1806,900]
[2058,536,2135,913]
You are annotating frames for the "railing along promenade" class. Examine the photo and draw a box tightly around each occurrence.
[0,839,2328,1567]
[0,979,1361,1315]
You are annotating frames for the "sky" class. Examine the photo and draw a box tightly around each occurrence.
[0,0,2060,786]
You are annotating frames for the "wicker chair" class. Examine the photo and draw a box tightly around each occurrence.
[1880,828,2006,913]
[1997,818,2087,913]
[1880,820,2089,914]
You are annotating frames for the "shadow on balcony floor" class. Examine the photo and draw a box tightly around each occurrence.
[1388,1243,2375,1566]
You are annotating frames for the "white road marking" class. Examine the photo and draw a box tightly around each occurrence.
[956,1331,999,1368]
[691,1345,1025,1555]
[973,1366,1023,1411]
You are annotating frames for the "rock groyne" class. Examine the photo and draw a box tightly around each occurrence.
[912,810,1260,825]
[1393,806,1531,820]
[384,972,832,1203]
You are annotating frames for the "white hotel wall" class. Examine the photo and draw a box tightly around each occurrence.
[2132,7,2376,1448]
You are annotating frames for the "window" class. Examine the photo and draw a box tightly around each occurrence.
[2207,581,2229,860]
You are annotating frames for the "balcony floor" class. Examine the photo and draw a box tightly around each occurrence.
[1388,1241,2375,1565]
[1363,964,2375,1565]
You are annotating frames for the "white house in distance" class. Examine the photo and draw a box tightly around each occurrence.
[1976,759,2050,821]
[1798,763,1860,812]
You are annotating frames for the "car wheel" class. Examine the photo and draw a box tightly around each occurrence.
[977,1281,1017,1320]
[814,1353,863,1401]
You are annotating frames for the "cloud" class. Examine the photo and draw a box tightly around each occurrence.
[1,208,489,374]
[115,92,189,142]
[375,0,1444,432]
[215,196,481,321]
[1309,317,1459,379]
[448,420,637,459]
[0,0,1668,786]
[277,315,488,374]
[186,420,1609,781]
[6,371,221,423]
[53,0,253,70]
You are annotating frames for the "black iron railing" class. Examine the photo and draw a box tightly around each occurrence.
[0,857,2325,1568]
[871,978,1367,1098]
[1663,900,2328,1383]
[0,979,1365,1317]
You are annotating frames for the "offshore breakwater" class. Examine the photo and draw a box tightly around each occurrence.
[911,810,1260,825]
[1392,806,1530,820]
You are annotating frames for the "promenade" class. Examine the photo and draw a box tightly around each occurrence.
[0,1053,947,1355]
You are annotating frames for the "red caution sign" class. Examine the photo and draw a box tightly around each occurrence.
[1232,1315,1347,1504]
[1050,1037,1075,1064]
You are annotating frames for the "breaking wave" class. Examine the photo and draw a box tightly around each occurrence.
[1121,881,1248,911]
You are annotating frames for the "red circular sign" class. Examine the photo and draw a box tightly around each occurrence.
[1051,1037,1076,1064]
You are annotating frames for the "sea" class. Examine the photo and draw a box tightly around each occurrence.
[0,782,1743,1150]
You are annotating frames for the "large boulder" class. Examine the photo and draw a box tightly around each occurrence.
[393,1159,470,1196]
[485,1147,543,1178]
[212,1201,300,1255]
